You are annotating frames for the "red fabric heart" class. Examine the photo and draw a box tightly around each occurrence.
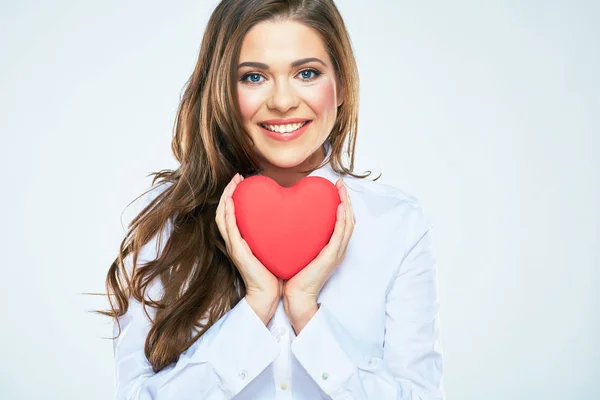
[232,175,341,279]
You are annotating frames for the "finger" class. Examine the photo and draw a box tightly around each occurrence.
[216,175,239,246]
[216,174,237,217]
[220,197,235,253]
[341,196,355,257]
[343,183,355,228]
[335,178,344,193]
[225,173,242,198]
[215,193,228,237]
[223,174,242,231]
[337,183,353,254]
[222,197,238,256]
[224,196,244,249]
[327,202,346,255]
[338,181,350,231]
[222,173,243,224]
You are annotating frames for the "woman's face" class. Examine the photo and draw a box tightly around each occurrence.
[237,20,343,171]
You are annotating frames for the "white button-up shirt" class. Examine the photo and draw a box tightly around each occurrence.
[113,142,445,399]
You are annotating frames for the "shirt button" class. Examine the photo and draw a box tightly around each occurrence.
[321,372,329,380]
[280,383,288,390]
[238,370,247,380]
[279,327,286,335]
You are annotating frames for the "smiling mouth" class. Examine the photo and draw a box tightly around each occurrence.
[259,120,311,134]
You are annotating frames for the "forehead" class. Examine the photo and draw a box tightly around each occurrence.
[239,20,328,63]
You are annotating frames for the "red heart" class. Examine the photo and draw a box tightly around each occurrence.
[232,175,341,279]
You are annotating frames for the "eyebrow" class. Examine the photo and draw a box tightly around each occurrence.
[237,57,327,70]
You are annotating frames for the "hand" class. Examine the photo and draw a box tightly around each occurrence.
[215,173,283,323]
[283,179,356,332]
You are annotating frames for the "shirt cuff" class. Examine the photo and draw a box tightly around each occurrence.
[291,303,358,396]
[209,297,280,396]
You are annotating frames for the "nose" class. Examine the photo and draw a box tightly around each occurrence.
[266,79,299,113]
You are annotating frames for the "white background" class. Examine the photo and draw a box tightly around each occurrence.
[1,0,598,398]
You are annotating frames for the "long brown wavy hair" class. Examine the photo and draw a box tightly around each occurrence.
[99,0,379,373]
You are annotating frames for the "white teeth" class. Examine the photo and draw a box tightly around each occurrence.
[261,121,308,133]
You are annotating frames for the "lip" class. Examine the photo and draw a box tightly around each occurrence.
[259,118,311,125]
[258,120,312,142]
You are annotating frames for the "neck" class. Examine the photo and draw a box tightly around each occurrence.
[259,145,326,188]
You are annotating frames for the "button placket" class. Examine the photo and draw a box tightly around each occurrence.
[272,324,289,344]
[270,323,292,397]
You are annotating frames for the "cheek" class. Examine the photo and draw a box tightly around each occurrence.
[305,80,338,117]
[237,89,262,123]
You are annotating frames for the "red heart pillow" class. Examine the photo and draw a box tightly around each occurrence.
[232,175,341,279]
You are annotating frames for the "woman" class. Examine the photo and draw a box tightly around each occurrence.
[103,0,445,398]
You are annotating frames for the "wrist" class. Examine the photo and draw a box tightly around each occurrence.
[245,294,279,325]
[283,295,318,335]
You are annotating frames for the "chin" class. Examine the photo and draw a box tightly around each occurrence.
[251,139,308,166]
[248,129,324,170]
[261,150,306,169]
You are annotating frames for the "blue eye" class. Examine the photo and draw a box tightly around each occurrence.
[240,73,265,85]
[240,68,322,85]
[299,69,321,81]
[244,73,263,84]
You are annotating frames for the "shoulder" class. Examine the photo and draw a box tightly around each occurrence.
[345,174,418,204]
[121,180,176,253]
[139,181,175,209]
[119,181,176,295]
[123,181,175,224]
[343,173,432,248]
[344,174,427,220]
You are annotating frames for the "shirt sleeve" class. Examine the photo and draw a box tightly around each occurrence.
[290,205,445,399]
[112,187,281,399]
